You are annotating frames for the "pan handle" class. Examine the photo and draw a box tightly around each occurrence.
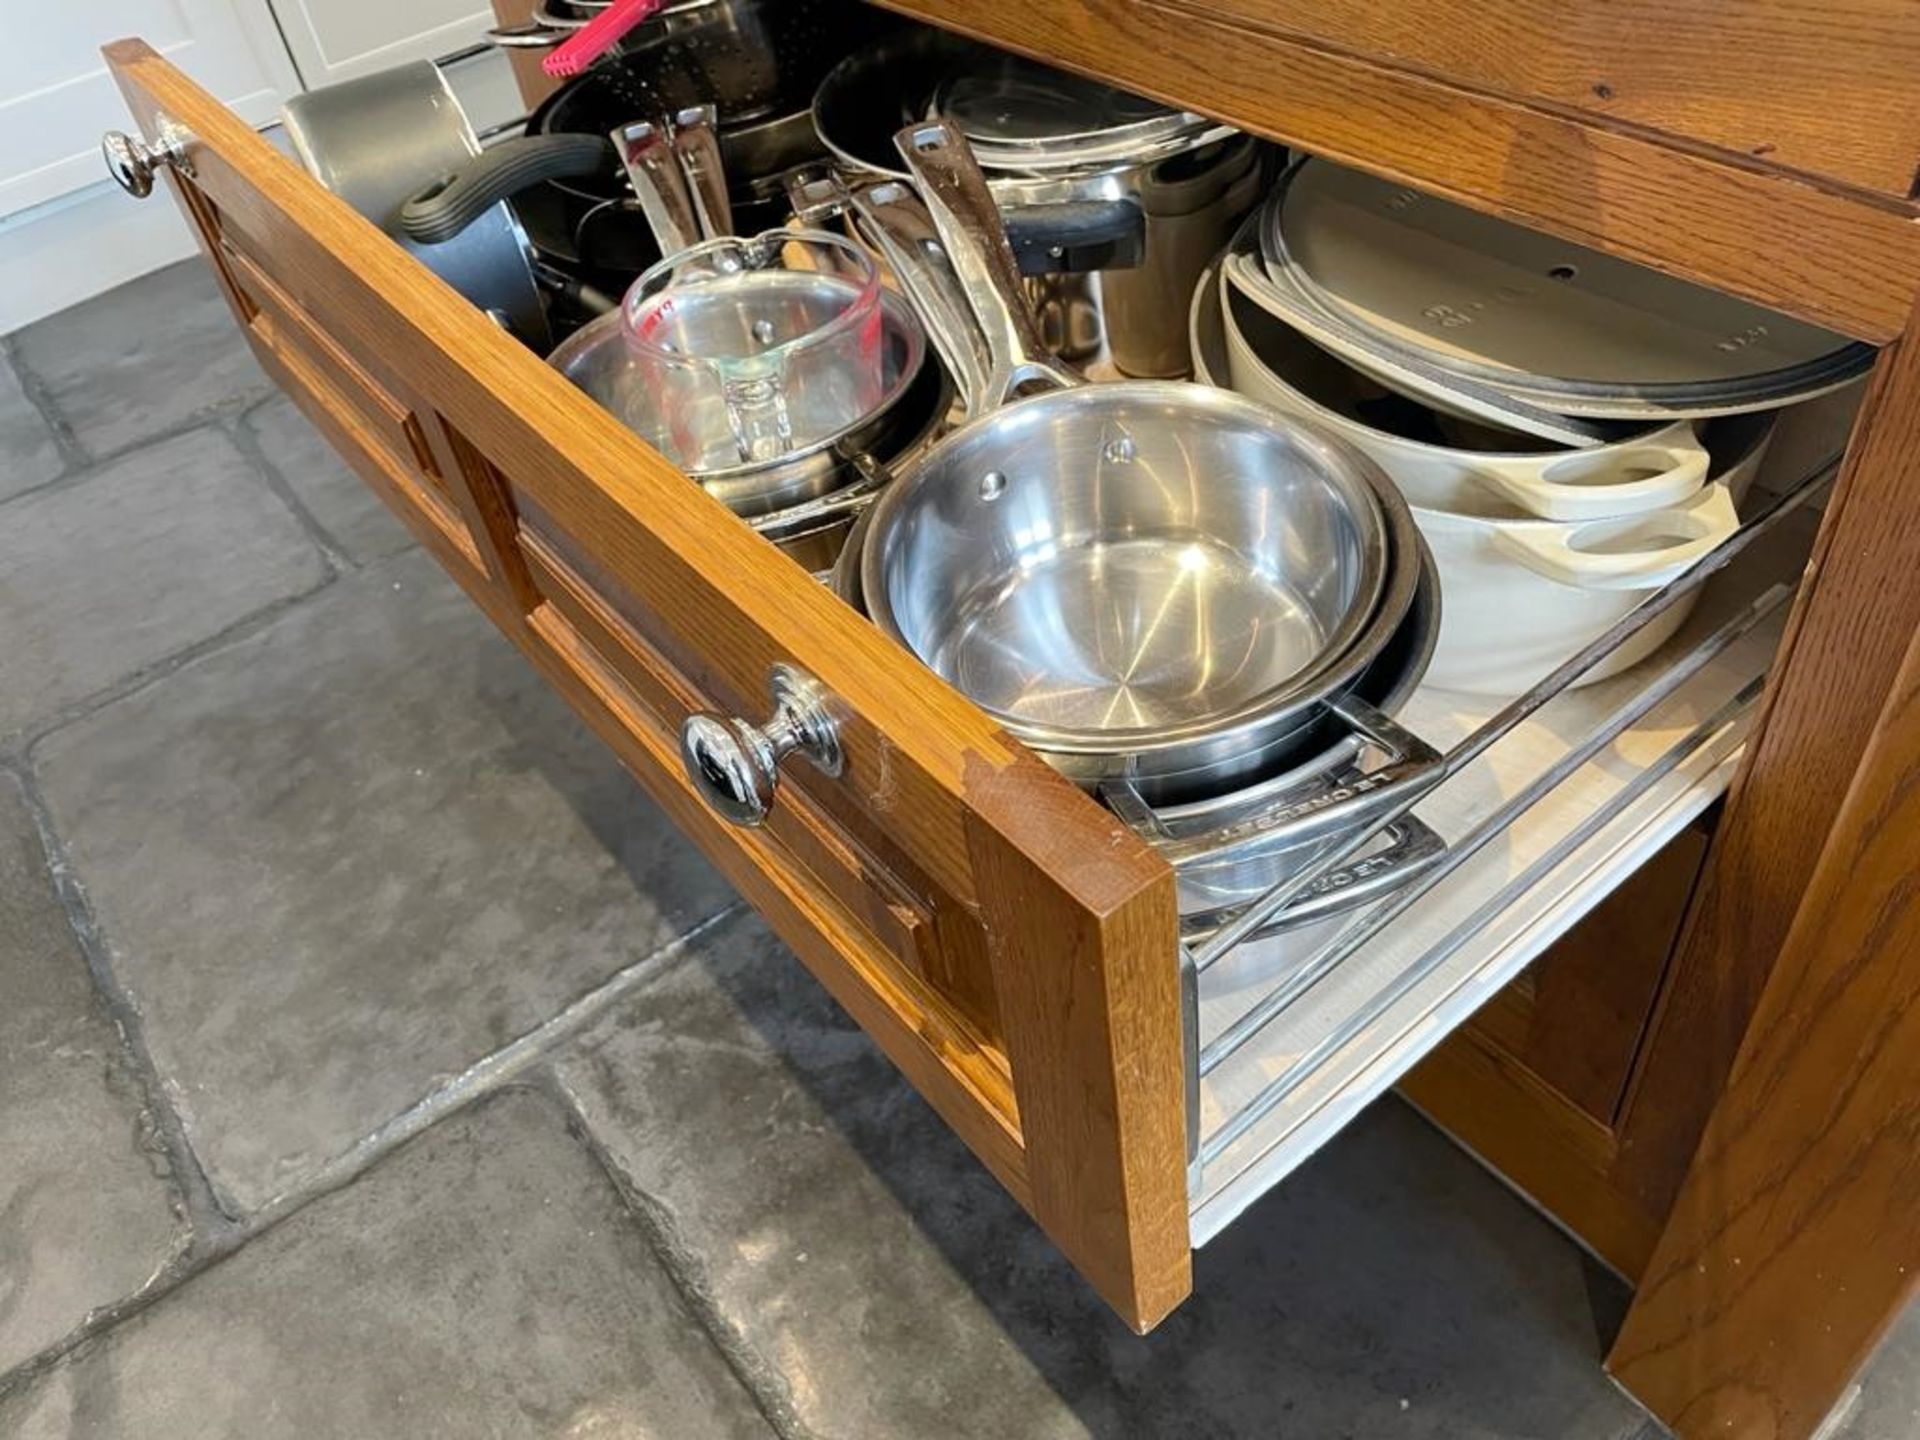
[1003,199,1145,276]
[1174,818,1447,945]
[893,120,1077,409]
[1488,482,1740,591]
[1472,434,1710,522]
[485,21,564,48]
[398,134,611,244]
[1141,698,1446,868]
[843,180,994,417]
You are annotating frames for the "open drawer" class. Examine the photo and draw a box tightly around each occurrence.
[103,39,1832,1331]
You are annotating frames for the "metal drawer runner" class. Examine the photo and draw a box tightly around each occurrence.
[1186,456,1836,1242]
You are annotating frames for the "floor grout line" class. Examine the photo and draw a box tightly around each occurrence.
[0,386,276,519]
[0,899,748,1404]
[221,400,360,576]
[1,332,90,475]
[541,1066,819,1440]
[3,565,342,767]
[6,761,241,1247]
[228,900,749,1225]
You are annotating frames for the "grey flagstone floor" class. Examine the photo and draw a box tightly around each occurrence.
[0,260,1911,1439]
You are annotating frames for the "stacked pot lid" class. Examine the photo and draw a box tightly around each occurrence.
[1208,203,1800,698]
[1251,158,1873,445]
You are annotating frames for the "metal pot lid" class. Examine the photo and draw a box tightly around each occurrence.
[1261,159,1874,422]
[930,51,1222,170]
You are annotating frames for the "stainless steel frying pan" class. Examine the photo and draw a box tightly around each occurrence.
[858,121,1419,802]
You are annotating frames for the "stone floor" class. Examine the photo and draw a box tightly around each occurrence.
[0,261,1910,1438]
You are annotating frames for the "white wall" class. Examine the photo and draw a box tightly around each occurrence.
[0,0,519,334]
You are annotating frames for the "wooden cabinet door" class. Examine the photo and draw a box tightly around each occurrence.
[105,39,1191,1330]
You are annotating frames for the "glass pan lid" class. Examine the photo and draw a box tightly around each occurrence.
[931,51,1216,170]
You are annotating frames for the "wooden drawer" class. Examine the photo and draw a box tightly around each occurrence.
[107,38,1189,1329]
[103,37,1827,1336]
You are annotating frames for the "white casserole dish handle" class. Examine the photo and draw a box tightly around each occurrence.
[1469,435,1711,521]
[1488,483,1739,591]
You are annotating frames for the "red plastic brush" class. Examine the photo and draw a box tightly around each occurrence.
[541,0,668,78]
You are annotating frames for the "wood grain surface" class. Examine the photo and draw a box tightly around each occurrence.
[1401,825,1711,1278]
[878,0,1920,340]
[106,38,1192,1328]
[1608,602,1920,1439]
[1612,332,1920,1230]
[1193,0,1920,197]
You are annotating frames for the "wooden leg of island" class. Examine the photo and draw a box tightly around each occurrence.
[1607,598,1920,1438]
[1607,323,1920,1438]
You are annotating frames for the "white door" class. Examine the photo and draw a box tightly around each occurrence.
[266,0,497,87]
[0,0,300,218]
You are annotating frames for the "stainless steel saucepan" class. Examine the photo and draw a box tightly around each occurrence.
[833,502,1449,946]
[859,121,1419,802]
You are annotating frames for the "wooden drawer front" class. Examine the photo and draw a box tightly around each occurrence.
[213,232,486,568]
[518,519,1006,1042]
[107,40,1189,1330]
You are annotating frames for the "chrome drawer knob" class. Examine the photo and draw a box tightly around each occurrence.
[102,125,190,199]
[680,664,842,826]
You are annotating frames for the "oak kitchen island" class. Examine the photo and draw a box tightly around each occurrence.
[99,4,1920,1435]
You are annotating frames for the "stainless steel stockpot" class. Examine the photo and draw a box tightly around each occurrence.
[859,121,1418,802]
[811,25,1258,377]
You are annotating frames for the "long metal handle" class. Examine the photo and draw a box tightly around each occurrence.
[1200,673,1766,1168]
[1191,458,1835,976]
[671,105,732,240]
[748,454,893,541]
[680,665,843,826]
[844,180,995,417]
[1198,576,1799,1076]
[612,120,699,257]
[486,19,566,46]
[894,120,1077,406]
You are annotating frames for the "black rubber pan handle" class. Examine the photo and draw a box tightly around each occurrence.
[1004,199,1145,275]
[400,134,611,244]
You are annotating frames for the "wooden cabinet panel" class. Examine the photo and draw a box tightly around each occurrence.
[1400,823,1713,1278]
[1190,0,1920,199]
[105,39,1190,1330]
[1460,824,1708,1123]
[878,0,1920,342]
